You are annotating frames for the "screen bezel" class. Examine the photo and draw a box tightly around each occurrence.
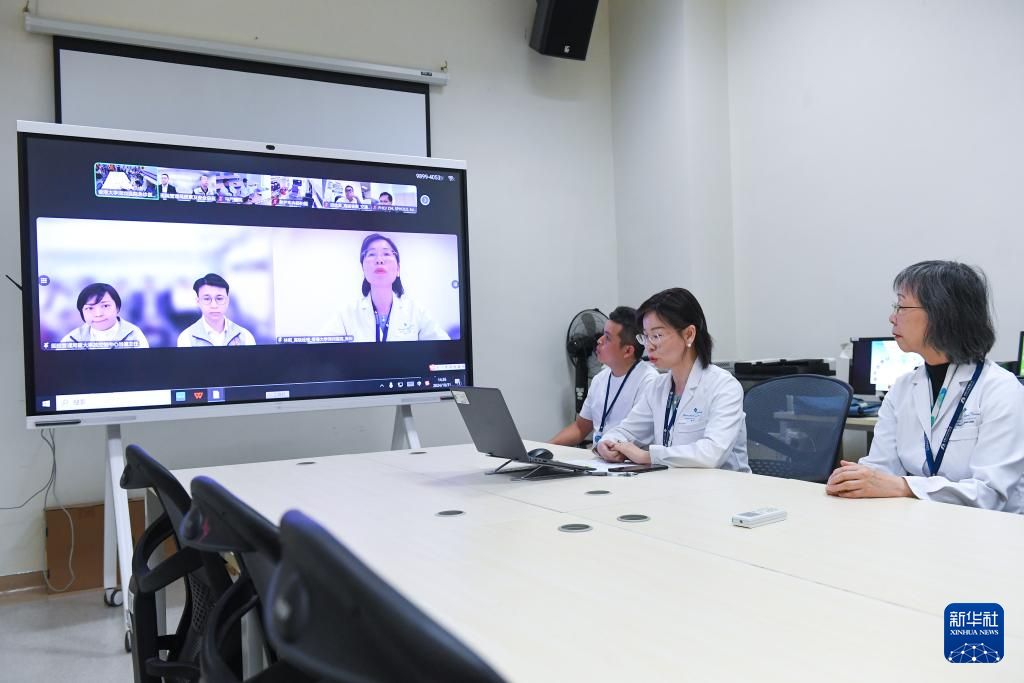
[17,120,471,428]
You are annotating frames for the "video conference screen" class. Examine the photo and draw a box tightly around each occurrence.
[849,337,922,395]
[19,126,471,421]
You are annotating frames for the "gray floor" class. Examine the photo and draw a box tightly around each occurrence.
[0,581,185,683]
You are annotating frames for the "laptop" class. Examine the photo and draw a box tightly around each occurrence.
[451,386,594,479]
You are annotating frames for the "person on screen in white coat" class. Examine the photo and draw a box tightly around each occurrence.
[596,288,750,471]
[326,233,450,343]
[827,261,1024,513]
[549,306,659,447]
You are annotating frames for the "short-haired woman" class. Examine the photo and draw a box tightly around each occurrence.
[596,288,750,471]
[827,260,1024,513]
[60,282,149,349]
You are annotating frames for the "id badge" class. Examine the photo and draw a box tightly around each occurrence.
[593,432,602,445]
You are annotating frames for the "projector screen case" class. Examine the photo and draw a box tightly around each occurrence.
[17,121,472,428]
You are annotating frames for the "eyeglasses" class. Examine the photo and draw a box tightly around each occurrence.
[891,303,924,315]
[362,249,398,262]
[200,295,228,306]
[636,331,673,347]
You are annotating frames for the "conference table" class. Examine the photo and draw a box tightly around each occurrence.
[173,442,1023,681]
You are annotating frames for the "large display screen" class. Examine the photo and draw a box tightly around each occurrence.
[18,123,470,425]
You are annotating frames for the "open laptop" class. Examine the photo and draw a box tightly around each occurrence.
[451,386,594,480]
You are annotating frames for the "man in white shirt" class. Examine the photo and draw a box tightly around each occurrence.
[550,306,659,446]
[177,273,256,347]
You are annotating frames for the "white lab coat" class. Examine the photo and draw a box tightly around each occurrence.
[860,360,1024,513]
[602,362,750,472]
[325,293,450,342]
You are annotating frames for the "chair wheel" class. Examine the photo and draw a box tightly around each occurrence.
[124,630,132,653]
[104,587,123,607]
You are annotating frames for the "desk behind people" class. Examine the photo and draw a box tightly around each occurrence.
[173,444,1023,681]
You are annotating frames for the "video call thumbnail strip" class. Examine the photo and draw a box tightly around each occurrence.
[93,162,419,213]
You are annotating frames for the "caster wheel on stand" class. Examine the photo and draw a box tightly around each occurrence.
[103,587,123,607]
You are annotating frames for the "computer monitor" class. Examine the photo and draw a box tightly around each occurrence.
[849,337,923,396]
[1017,331,1024,377]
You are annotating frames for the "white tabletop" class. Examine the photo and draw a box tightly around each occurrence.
[174,442,1023,681]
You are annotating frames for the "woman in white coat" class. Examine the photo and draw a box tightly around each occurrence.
[328,233,449,343]
[596,288,750,472]
[827,260,1024,513]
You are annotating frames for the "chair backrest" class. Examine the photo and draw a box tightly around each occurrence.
[122,444,193,534]
[182,476,295,683]
[265,510,505,683]
[120,445,234,683]
[743,374,853,483]
[182,475,281,596]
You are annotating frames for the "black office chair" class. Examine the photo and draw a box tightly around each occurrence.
[743,375,853,483]
[120,445,235,683]
[264,510,505,683]
[180,475,312,683]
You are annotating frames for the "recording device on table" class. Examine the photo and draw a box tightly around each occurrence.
[452,386,595,480]
[731,507,787,528]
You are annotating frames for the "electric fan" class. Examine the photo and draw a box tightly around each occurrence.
[565,308,608,413]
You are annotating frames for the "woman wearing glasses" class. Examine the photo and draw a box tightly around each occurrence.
[329,233,449,343]
[596,288,750,471]
[826,261,1024,512]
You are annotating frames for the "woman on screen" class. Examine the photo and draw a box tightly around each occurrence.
[60,283,150,350]
[325,233,449,343]
[826,261,1024,512]
[596,288,750,471]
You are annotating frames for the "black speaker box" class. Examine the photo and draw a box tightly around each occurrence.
[529,0,600,61]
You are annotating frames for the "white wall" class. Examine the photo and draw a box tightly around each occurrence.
[609,0,736,359]
[0,0,619,576]
[727,0,1024,362]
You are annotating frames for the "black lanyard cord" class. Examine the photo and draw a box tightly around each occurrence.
[598,361,640,433]
[663,377,683,447]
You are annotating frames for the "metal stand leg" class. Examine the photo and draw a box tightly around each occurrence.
[102,425,133,639]
[390,404,421,450]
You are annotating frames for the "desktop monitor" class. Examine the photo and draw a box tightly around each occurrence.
[849,337,923,396]
[1018,331,1024,377]
[18,121,471,427]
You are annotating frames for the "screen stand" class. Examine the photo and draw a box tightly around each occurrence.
[390,404,421,450]
[102,424,133,643]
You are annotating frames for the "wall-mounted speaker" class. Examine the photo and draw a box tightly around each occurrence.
[529,0,600,61]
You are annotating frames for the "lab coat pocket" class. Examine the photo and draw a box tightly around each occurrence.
[948,426,979,442]
[672,421,707,445]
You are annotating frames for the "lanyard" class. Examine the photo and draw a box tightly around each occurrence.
[663,377,683,447]
[373,303,390,343]
[923,362,983,476]
[929,364,957,427]
[598,361,639,433]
